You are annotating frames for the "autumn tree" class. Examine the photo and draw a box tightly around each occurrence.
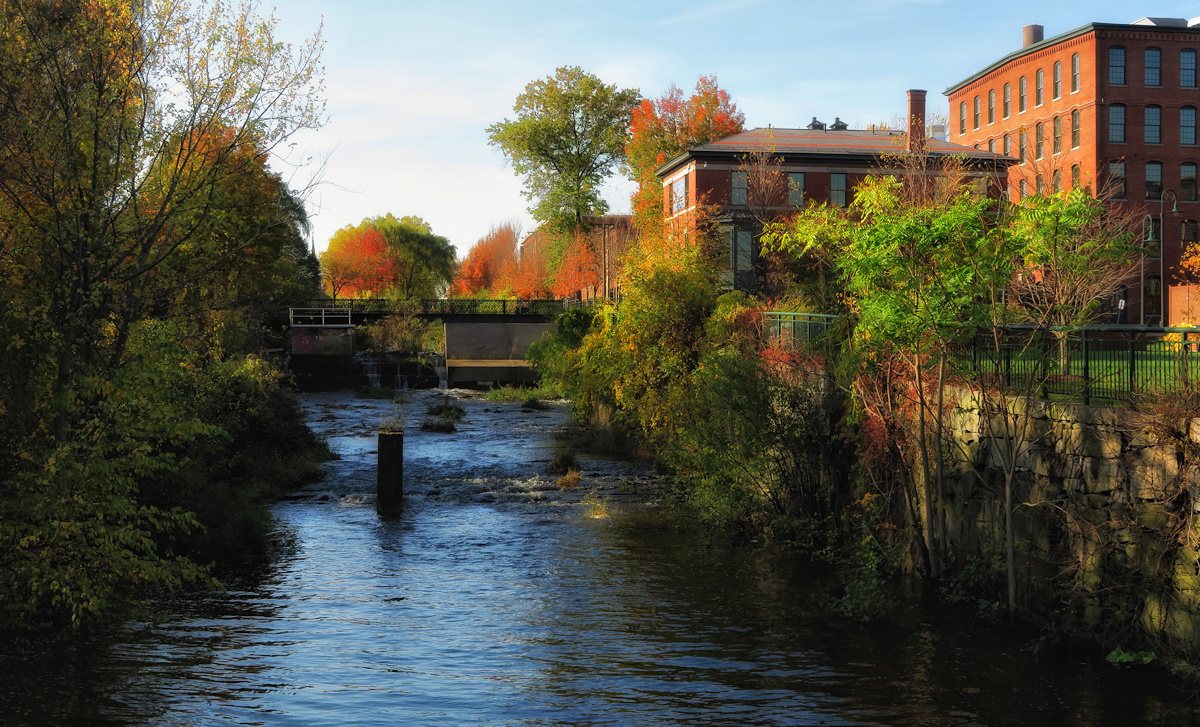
[488,67,639,234]
[452,222,520,296]
[320,215,454,300]
[552,234,601,297]
[0,0,324,628]
[626,76,745,234]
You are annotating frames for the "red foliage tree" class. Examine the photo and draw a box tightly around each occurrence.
[551,233,600,297]
[626,76,745,233]
[451,222,519,296]
[320,224,393,298]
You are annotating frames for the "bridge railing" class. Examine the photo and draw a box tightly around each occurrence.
[290,308,352,327]
[303,299,568,316]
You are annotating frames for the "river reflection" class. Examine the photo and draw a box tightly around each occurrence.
[3,390,1199,725]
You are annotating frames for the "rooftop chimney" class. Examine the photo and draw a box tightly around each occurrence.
[830,117,849,131]
[1022,24,1044,48]
[806,117,825,130]
[907,89,926,155]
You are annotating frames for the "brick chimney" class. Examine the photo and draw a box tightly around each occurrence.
[907,89,926,155]
[1023,24,1044,47]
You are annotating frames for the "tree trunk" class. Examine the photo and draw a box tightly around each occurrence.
[914,354,940,579]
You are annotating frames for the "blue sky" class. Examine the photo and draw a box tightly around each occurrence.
[272,1,1200,257]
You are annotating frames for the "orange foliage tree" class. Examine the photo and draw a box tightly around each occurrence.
[552,234,601,297]
[321,224,393,298]
[452,222,520,296]
[625,76,745,235]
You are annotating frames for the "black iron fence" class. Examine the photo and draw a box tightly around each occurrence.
[763,311,1200,404]
[303,298,567,317]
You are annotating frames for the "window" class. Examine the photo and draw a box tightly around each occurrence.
[1146,106,1162,144]
[1053,116,1061,154]
[1053,61,1062,99]
[1052,169,1062,192]
[1019,129,1027,162]
[1109,104,1125,143]
[1003,134,1011,156]
[959,102,966,135]
[1072,53,1080,92]
[1147,276,1162,319]
[1035,68,1044,106]
[1072,164,1081,188]
[731,171,747,205]
[1036,175,1045,195]
[1035,122,1044,159]
[788,172,805,207]
[1019,179,1027,199]
[831,173,847,208]
[1184,219,1199,243]
[1184,107,1197,145]
[1071,109,1080,148]
[1184,163,1198,201]
[1146,48,1162,86]
[988,90,995,124]
[735,230,753,272]
[1019,76,1027,112]
[1184,49,1198,88]
[1109,46,1126,85]
[1110,160,1126,199]
[1003,83,1011,117]
[670,175,687,213]
[973,96,980,129]
[988,138,995,153]
[1146,161,1163,199]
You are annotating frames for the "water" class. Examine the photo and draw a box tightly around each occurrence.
[2,390,1198,726]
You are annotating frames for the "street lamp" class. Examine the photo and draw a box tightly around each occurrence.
[1159,188,1181,324]
[1142,213,1156,326]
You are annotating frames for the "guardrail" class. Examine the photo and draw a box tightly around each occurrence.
[302,299,568,316]
[762,311,839,350]
[290,308,352,327]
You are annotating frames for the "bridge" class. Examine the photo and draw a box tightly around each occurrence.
[289,299,569,389]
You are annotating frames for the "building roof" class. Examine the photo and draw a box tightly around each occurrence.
[945,21,1200,95]
[657,127,1010,178]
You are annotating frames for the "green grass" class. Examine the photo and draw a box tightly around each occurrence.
[484,381,564,402]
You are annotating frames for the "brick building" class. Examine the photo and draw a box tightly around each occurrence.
[656,91,1011,292]
[947,18,1200,324]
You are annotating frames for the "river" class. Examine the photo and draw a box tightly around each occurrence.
[2,389,1198,726]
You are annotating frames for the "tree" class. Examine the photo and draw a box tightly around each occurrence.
[319,215,454,300]
[626,76,745,234]
[488,66,639,233]
[552,233,601,297]
[451,222,521,297]
[0,0,324,628]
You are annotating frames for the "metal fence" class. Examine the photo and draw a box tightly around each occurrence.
[302,298,567,317]
[763,311,1200,404]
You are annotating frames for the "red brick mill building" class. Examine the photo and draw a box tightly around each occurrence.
[948,17,1200,325]
[656,91,1011,292]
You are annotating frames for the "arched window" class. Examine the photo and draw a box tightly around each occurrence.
[988,138,995,153]
[1182,219,1199,243]
[959,101,966,135]
[1184,49,1198,88]
[988,89,995,124]
[1019,129,1027,162]
[1145,105,1162,144]
[1052,169,1061,192]
[1183,163,1197,201]
[1146,47,1162,86]
[1053,116,1061,154]
[1003,134,1011,156]
[1071,53,1080,92]
[1109,160,1126,199]
[1071,164,1081,188]
[1018,179,1027,199]
[1072,109,1080,148]
[1019,76,1027,112]
[973,96,980,130]
[1003,83,1011,117]
[1109,46,1126,85]
[1053,61,1062,99]
[1183,107,1197,145]
[1146,161,1163,199]
[1035,122,1044,159]
[1036,175,1045,195]
[1109,104,1126,143]
[1035,68,1044,105]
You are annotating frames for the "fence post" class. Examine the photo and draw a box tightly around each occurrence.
[1128,330,1136,395]
[377,429,403,517]
[1082,328,1091,406]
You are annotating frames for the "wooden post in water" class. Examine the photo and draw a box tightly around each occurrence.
[377,429,403,516]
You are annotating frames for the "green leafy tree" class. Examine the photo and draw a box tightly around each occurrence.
[488,66,639,234]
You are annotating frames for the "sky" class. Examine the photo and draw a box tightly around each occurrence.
[268,0,1200,257]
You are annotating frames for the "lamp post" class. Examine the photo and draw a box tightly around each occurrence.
[1159,189,1181,324]
[1142,213,1156,326]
